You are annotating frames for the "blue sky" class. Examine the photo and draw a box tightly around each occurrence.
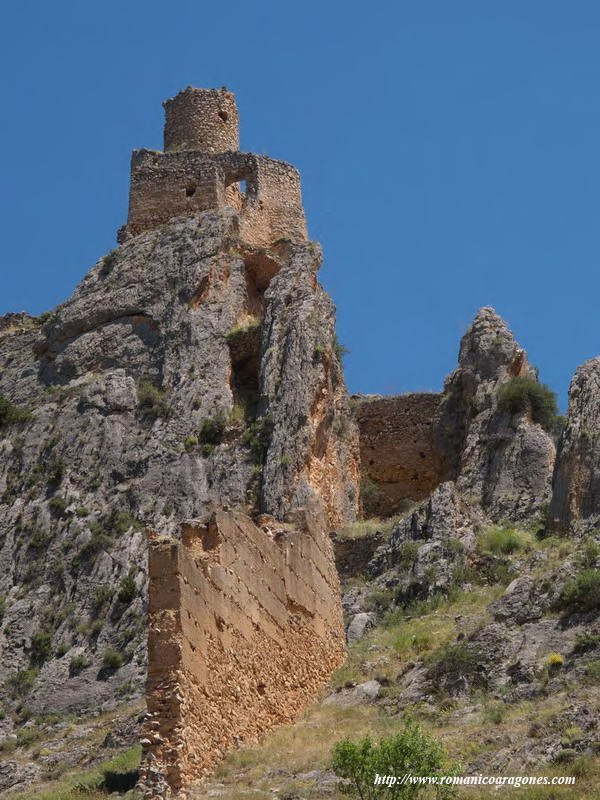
[2,1,600,408]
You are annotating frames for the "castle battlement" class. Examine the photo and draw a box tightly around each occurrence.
[119,87,307,248]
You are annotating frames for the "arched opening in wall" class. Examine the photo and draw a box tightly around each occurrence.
[218,109,229,123]
[239,180,248,197]
[185,184,197,198]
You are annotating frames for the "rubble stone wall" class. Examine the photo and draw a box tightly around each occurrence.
[354,393,444,516]
[140,509,345,797]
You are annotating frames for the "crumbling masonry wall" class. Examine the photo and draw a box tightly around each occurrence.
[354,393,445,516]
[119,87,307,248]
[140,510,345,798]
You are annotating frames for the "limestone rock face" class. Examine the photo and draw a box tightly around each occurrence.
[550,357,600,532]
[435,307,555,522]
[0,209,358,723]
[367,482,483,599]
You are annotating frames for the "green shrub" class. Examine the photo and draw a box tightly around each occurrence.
[17,725,42,749]
[6,668,38,698]
[102,648,124,670]
[30,631,53,666]
[332,333,350,363]
[478,525,530,555]
[0,395,31,427]
[241,415,274,464]
[0,593,6,623]
[580,537,600,568]
[397,541,420,569]
[47,458,64,486]
[427,642,486,689]
[73,525,113,568]
[48,495,68,518]
[137,380,169,419]
[363,589,395,613]
[183,435,198,451]
[117,573,137,605]
[497,376,561,433]
[199,411,227,454]
[105,508,139,536]
[573,630,600,653]
[91,585,114,611]
[557,569,600,612]
[69,655,91,675]
[100,249,119,276]
[331,721,457,799]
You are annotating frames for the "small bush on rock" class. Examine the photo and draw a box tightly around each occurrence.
[557,569,600,613]
[478,525,530,555]
[427,642,486,689]
[199,411,227,454]
[30,631,53,666]
[0,395,31,427]
[497,376,561,434]
[102,648,124,670]
[331,721,457,799]
[137,381,169,419]
[117,573,137,605]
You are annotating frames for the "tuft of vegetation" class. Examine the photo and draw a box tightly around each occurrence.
[573,630,600,653]
[331,721,457,799]
[117,572,137,605]
[556,569,600,613]
[6,667,39,698]
[332,333,350,363]
[69,655,92,676]
[49,494,68,518]
[0,593,6,623]
[99,249,118,276]
[0,395,31,427]
[102,648,124,670]
[137,380,169,419]
[427,641,487,689]
[497,376,562,434]
[183,435,198,452]
[241,415,274,465]
[30,631,53,666]
[478,525,532,555]
[198,411,227,455]
[91,585,113,612]
[225,315,261,344]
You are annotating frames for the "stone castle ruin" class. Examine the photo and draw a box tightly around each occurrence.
[119,87,307,248]
[0,86,576,800]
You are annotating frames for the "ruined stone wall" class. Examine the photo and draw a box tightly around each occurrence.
[140,509,345,798]
[121,149,307,247]
[163,87,239,154]
[119,88,307,248]
[122,150,226,241]
[354,393,444,516]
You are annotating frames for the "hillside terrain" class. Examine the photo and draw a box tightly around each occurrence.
[2,86,600,799]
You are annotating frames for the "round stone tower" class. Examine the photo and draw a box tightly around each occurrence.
[163,86,240,154]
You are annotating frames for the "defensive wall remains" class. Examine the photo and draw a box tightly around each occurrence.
[353,393,445,516]
[139,510,345,798]
[119,87,307,248]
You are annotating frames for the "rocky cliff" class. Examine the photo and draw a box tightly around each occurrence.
[0,207,359,793]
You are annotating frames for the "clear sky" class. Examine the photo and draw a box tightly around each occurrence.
[2,1,600,409]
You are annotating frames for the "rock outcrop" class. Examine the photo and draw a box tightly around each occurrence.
[550,357,600,532]
[435,307,556,522]
[0,211,357,752]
